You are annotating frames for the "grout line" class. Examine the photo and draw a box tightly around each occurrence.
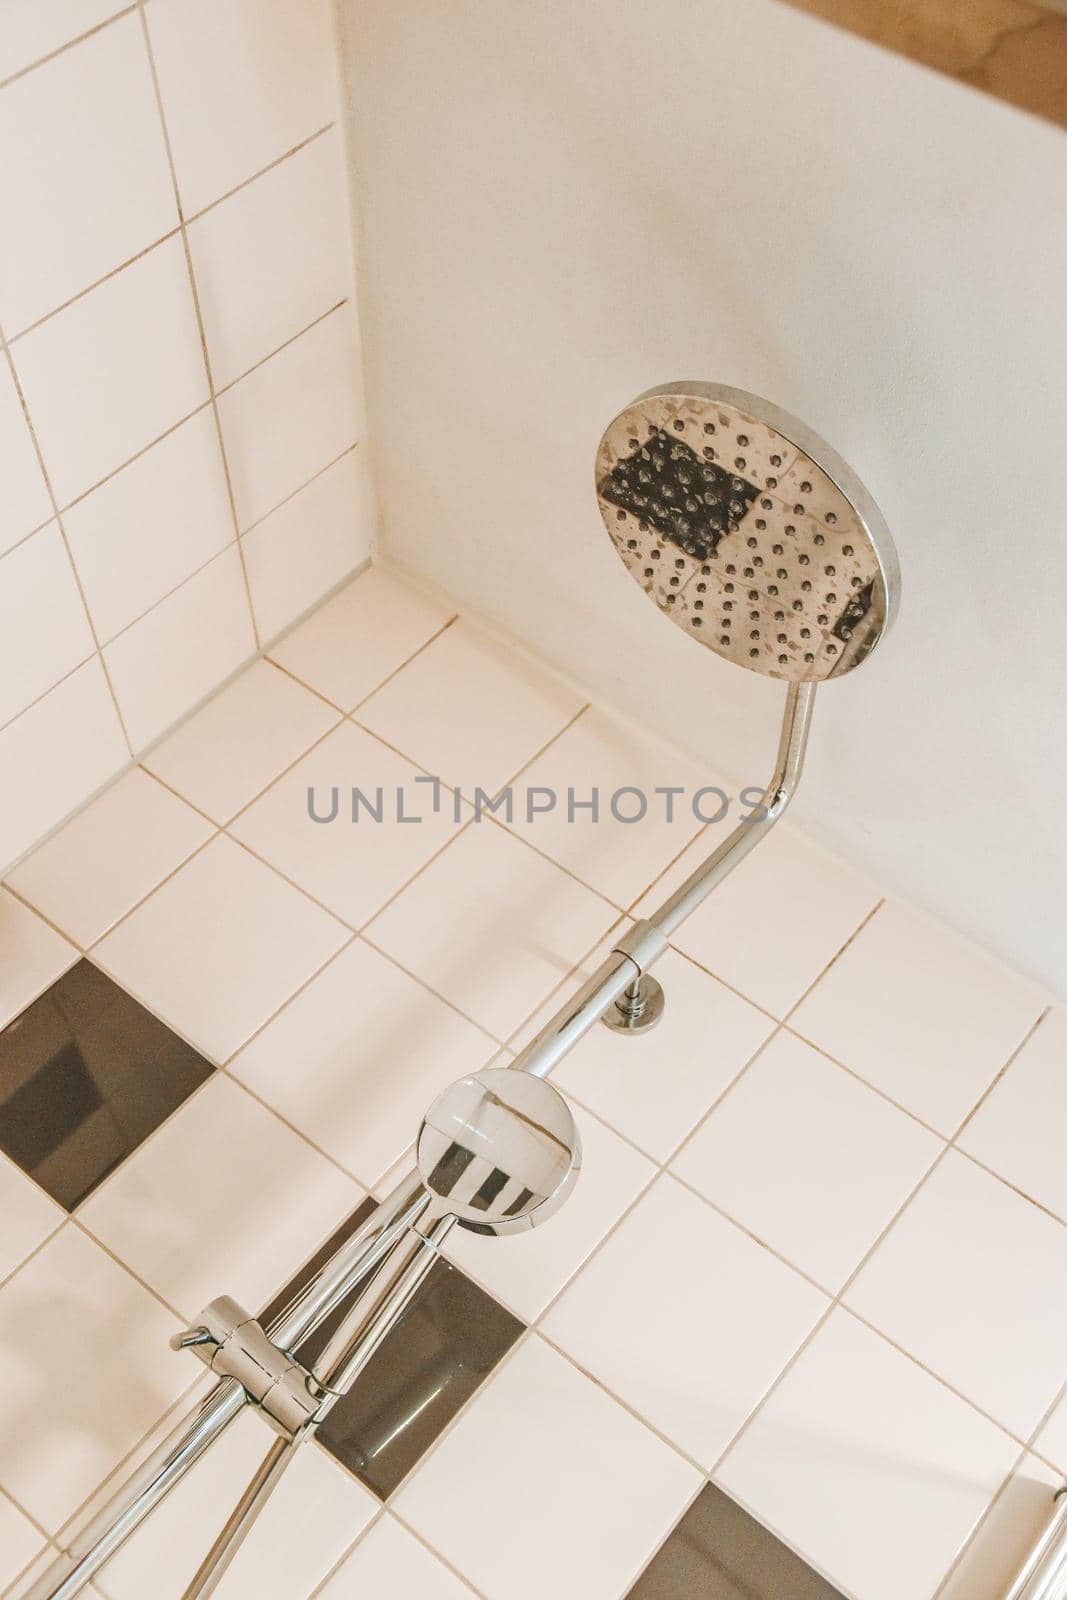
[70,1214,191,1326]
[183,123,336,225]
[271,611,460,717]
[661,899,889,1179]
[0,1214,69,1304]
[927,1441,1031,1600]
[6,227,182,346]
[0,1479,54,1562]
[619,1473,710,1598]
[0,554,373,887]
[0,5,137,92]
[535,1321,711,1479]
[0,644,98,739]
[698,942,1054,1490]
[356,930,509,1048]
[301,1504,388,1600]
[136,8,261,652]
[0,510,56,563]
[238,440,358,538]
[383,1507,494,1599]
[20,298,352,529]
[0,332,136,757]
[55,396,216,515]
[92,537,244,650]
[212,299,349,401]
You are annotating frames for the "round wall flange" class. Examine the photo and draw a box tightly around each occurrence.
[601,974,665,1035]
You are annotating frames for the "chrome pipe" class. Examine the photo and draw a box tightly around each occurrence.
[652,680,815,936]
[509,947,642,1078]
[177,1217,454,1599]
[1004,1490,1067,1600]
[267,1172,430,1354]
[313,1215,455,1414]
[28,1182,431,1600]
[510,679,815,1074]
[25,1379,248,1600]
[179,1436,296,1600]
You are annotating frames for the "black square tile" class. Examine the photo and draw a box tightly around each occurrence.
[627,1483,845,1600]
[265,1201,525,1499]
[0,960,214,1210]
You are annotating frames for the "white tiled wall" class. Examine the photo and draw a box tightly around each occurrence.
[0,0,372,873]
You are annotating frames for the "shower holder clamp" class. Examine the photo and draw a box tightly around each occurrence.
[171,1297,322,1440]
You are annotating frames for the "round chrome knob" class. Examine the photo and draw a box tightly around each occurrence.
[417,1068,580,1236]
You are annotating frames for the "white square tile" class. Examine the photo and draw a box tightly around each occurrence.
[937,1454,1062,1600]
[444,1102,656,1321]
[0,2,126,82]
[103,547,255,750]
[357,621,584,801]
[0,363,51,557]
[92,834,348,1060]
[504,708,716,908]
[0,889,77,1029]
[846,1149,1067,1436]
[544,1175,827,1467]
[94,1412,375,1600]
[269,567,453,711]
[395,1336,700,1600]
[672,1031,943,1290]
[322,1515,476,1599]
[145,658,338,824]
[0,1156,63,1287]
[242,450,372,642]
[635,822,881,1017]
[6,768,212,946]
[230,720,464,927]
[81,1074,361,1316]
[0,660,128,869]
[189,129,354,388]
[146,0,337,216]
[217,307,361,531]
[791,900,1048,1134]
[959,1007,1067,1222]
[0,1225,185,1532]
[554,945,775,1163]
[231,940,497,1186]
[63,408,234,642]
[366,822,617,1040]
[717,1308,1017,1600]
[1034,1389,1067,1474]
[0,1491,45,1594]
[0,524,94,727]
[14,238,208,506]
[0,17,176,334]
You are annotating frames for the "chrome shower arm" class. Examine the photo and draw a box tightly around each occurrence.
[653,678,815,936]
[511,678,816,1073]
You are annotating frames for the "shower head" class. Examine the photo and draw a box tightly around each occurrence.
[595,382,899,682]
[417,1068,581,1236]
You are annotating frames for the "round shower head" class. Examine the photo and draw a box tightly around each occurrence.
[595,382,899,682]
[417,1068,581,1236]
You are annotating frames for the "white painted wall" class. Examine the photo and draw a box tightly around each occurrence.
[340,0,1067,996]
